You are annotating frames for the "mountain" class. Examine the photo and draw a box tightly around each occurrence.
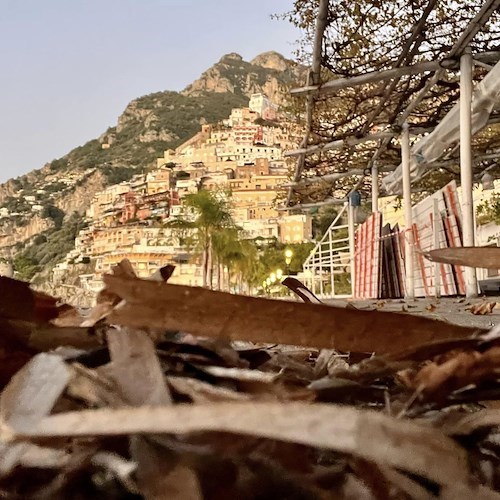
[183,51,300,102]
[0,51,305,270]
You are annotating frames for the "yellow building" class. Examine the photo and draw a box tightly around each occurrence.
[279,214,313,243]
[95,251,174,279]
[231,190,280,219]
[89,226,174,256]
[168,262,203,287]
[228,174,286,191]
[146,167,171,195]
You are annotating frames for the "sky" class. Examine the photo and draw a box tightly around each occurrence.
[0,0,301,183]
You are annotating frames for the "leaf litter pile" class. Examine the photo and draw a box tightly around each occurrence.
[2,255,500,498]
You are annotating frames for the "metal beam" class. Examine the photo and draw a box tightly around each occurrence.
[348,202,356,296]
[460,48,478,298]
[371,163,379,212]
[291,61,446,97]
[285,0,329,207]
[284,131,397,157]
[278,197,349,211]
[402,123,415,300]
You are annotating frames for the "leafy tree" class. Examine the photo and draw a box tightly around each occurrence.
[49,158,69,172]
[169,189,235,288]
[256,241,315,284]
[211,228,261,293]
[311,205,339,240]
[282,1,500,204]
[13,255,40,281]
[477,194,500,225]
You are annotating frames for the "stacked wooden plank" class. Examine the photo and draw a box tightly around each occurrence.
[354,181,467,299]
[379,223,405,299]
[353,212,382,299]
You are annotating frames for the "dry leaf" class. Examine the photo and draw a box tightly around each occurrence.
[426,247,500,269]
[404,346,500,401]
[107,327,172,406]
[167,376,251,402]
[0,353,70,425]
[103,275,480,355]
[468,302,496,315]
[281,277,323,304]
[7,402,469,487]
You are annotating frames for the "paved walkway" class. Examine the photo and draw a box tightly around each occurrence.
[324,296,500,329]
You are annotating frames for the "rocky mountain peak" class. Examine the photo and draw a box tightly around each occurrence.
[182,51,305,101]
[219,52,243,63]
[250,51,290,72]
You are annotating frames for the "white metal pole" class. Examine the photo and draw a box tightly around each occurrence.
[348,203,356,297]
[433,197,441,298]
[319,252,324,296]
[372,163,379,212]
[402,123,415,300]
[460,47,478,298]
[329,230,334,296]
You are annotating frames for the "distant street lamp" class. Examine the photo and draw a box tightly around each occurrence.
[276,269,283,281]
[270,272,276,284]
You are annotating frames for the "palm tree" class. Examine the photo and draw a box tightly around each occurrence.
[211,226,241,291]
[221,237,260,294]
[168,189,235,288]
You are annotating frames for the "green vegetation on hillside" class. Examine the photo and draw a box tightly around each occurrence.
[44,92,249,178]
[13,213,85,281]
[2,52,305,282]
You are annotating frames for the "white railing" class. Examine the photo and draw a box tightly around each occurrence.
[302,203,354,298]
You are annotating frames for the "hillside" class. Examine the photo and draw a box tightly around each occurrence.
[1,51,303,200]
[0,51,304,272]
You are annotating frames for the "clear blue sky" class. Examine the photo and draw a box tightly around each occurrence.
[0,0,300,183]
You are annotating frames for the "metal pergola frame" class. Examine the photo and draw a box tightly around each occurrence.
[285,0,500,298]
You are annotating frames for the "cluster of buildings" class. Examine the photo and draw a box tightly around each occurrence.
[64,94,312,290]
[0,168,97,221]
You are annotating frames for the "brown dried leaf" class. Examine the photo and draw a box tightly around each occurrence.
[0,442,71,476]
[66,363,124,408]
[131,437,202,500]
[426,247,500,269]
[407,346,500,401]
[0,353,71,426]
[6,320,100,352]
[167,376,251,403]
[103,276,480,355]
[281,277,322,304]
[82,259,138,327]
[377,465,433,499]
[106,327,171,406]
[196,365,279,383]
[468,302,496,315]
[0,276,73,324]
[444,409,500,436]
[8,402,469,487]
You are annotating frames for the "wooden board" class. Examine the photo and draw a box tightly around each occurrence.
[354,213,382,299]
